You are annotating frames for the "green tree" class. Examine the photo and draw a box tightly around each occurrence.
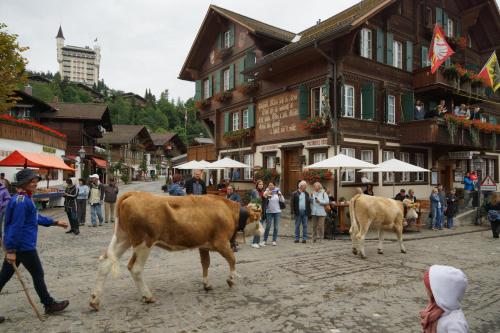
[0,23,28,112]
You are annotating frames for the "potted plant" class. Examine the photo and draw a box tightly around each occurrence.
[441,64,459,81]
[302,169,333,183]
[303,116,329,132]
[254,168,280,183]
[223,128,254,144]
[236,80,259,96]
[213,91,233,103]
[194,99,211,110]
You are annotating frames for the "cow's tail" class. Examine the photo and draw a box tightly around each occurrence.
[349,193,363,239]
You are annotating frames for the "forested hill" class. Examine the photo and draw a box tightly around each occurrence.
[25,71,205,144]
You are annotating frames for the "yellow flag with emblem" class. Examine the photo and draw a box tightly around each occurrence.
[477,51,500,92]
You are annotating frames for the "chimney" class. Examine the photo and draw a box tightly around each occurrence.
[24,84,32,96]
[317,19,322,25]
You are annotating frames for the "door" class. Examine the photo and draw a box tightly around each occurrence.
[282,148,303,196]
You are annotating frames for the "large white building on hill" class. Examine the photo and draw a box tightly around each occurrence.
[56,26,101,86]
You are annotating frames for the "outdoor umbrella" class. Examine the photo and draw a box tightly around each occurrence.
[207,157,251,169]
[358,158,430,196]
[176,160,205,170]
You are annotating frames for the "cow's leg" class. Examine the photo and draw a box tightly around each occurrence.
[357,220,371,259]
[199,249,212,291]
[349,225,358,255]
[215,241,237,288]
[90,233,130,311]
[129,242,155,303]
[377,228,385,255]
[394,223,406,254]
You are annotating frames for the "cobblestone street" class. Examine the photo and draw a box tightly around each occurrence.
[1,180,499,333]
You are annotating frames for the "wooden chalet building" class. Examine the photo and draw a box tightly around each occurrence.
[150,132,187,176]
[180,0,500,197]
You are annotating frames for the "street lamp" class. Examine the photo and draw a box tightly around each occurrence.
[78,146,86,179]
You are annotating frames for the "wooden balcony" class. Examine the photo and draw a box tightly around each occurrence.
[187,144,217,161]
[413,68,459,91]
[66,145,108,158]
[0,122,66,150]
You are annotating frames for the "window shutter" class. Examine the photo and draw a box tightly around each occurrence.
[245,51,256,68]
[216,32,222,50]
[361,83,374,120]
[248,104,255,128]
[421,46,429,68]
[229,63,235,90]
[376,28,384,63]
[406,41,413,72]
[386,32,394,66]
[195,80,202,101]
[402,92,414,122]
[224,112,230,133]
[490,116,497,125]
[237,58,245,85]
[436,7,443,27]
[384,89,389,123]
[229,23,235,47]
[341,84,345,116]
[456,21,461,37]
[208,75,213,98]
[215,70,221,94]
[443,11,449,34]
[298,85,309,120]
[445,58,451,67]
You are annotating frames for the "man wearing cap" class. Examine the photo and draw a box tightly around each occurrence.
[88,174,105,227]
[0,169,69,323]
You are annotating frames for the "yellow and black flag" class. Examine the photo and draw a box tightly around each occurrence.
[477,52,500,93]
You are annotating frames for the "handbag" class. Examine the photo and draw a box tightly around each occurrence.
[279,200,286,210]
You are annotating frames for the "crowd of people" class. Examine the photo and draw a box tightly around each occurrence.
[414,99,486,121]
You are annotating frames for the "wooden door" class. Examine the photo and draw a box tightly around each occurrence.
[282,148,303,196]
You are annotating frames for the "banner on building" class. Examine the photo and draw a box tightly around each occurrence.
[429,24,455,74]
[477,51,500,93]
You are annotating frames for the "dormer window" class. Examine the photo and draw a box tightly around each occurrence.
[224,30,232,49]
[360,28,372,59]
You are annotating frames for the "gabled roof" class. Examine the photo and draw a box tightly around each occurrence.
[98,125,149,145]
[150,132,176,146]
[43,102,112,130]
[14,90,56,113]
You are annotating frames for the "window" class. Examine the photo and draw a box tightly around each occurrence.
[203,79,210,99]
[360,28,372,59]
[387,95,396,124]
[313,152,327,163]
[311,86,326,117]
[343,85,355,118]
[224,30,231,49]
[244,154,254,180]
[341,148,355,182]
[467,34,472,48]
[266,155,276,169]
[242,109,249,129]
[415,153,425,181]
[488,159,496,180]
[360,150,374,182]
[383,151,395,182]
[393,41,403,69]
[447,19,454,37]
[400,152,410,182]
[232,112,239,131]
[223,69,230,91]
[422,46,432,67]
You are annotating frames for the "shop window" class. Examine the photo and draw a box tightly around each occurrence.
[313,152,327,163]
[341,148,355,182]
[265,155,276,169]
[383,151,395,182]
[400,152,410,182]
[415,153,425,181]
[360,150,374,182]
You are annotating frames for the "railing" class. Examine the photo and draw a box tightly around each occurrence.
[0,122,66,150]
[187,144,217,161]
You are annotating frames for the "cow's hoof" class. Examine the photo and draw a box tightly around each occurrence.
[401,249,407,254]
[203,284,213,291]
[352,248,358,255]
[377,249,384,255]
[360,253,367,259]
[142,296,156,304]
[89,294,100,312]
[226,279,235,288]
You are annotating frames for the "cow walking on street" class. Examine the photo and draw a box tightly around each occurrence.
[89,192,263,311]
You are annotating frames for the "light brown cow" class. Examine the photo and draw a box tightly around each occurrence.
[348,193,406,259]
[89,192,263,311]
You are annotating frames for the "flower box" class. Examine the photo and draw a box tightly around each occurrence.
[303,116,329,131]
[303,169,333,183]
[236,81,259,96]
[0,114,66,139]
[194,99,211,110]
[213,91,233,103]
[223,128,254,144]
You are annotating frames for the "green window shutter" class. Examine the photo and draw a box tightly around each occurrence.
[244,51,256,68]
[376,28,384,63]
[248,104,255,128]
[456,21,461,37]
[229,23,235,47]
[195,80,202,101]
[216,32,222,50]
[443,11,449,34]
[229,64,235,90]
[215,70,221,94]
[224,112,230,133]
[361,83,375,120]
[341,84,345,116]
[406,41,413,72]
[237,58,245,85]
[386,32,394,66]
[490,116,497,125]
[402,92,414,122]
[208,75,213,98]
[445,58,451,67]
[384,89,389,123]
[298,85,309,120]
[421,46,429,68]
[436,7,443,27]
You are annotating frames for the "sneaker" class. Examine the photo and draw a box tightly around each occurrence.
[294,240,299,243]
[251,243,260,249]
[259,241,266,247]
[44,300,69,314]
[302,240,307,244]
[272,241,277,246]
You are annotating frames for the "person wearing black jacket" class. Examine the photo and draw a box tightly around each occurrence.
[291,180,311,243]
[184,170,207,195]
[63,178,79,235]
[445,188,458,229]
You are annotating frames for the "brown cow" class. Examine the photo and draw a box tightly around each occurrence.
[89,192,263,311]
[348,193,406,259]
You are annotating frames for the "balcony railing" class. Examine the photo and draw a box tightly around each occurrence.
[187,144,217,162]
[0,122,66,150]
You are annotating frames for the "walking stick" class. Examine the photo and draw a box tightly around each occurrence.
[11,262,44,322]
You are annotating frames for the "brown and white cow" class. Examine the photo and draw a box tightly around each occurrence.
[89,192,263,311]
[348,192,407,259]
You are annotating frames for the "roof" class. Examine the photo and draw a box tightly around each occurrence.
[97,125,148,144]
[45,102,109,121]
[14,90,56,113]
[76,83,104,98]
[56,25,64,39]
[28,75,51,83]
[150,133,176,146]
[118,92,147,103]
[62,45,96,54]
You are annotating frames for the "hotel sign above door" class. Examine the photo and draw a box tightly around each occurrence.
[448,151,476,160]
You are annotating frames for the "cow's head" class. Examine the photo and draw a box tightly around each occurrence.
[243,203,264,237]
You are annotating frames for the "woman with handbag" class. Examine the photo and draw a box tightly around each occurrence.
[262,182,285,246]
[485,193,500,239]
[310,182,329,243]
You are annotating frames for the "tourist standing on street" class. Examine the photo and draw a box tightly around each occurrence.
[0,173,10,189]
[394,189,406,201]
[463,172,474,208]
[76,178,89,226]
[226,185,241,203]
[262,182,284,246]
[420,265,469,333]
[445,189,458,229]
[430,188,443,230]
[251,180,266,249]
[0,169,69,323]
[485,193,500,239]
[0,180,11,245]
[88,174,104,227]
[292,180,311,243]
[438,184,447,228]
[310,182,328,243]
[185,170,207,195]
[168,174,186,196]
[103,177,119,224]
[63,178,79,235]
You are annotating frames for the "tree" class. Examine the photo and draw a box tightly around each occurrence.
[140,153,148,180]
[0,23,28,112]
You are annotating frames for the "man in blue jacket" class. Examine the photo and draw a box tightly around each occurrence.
[0,169,69,324]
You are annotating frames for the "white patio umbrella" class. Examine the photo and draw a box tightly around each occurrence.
[176,160,204,170]
[207,157,251,169]
[358,158,430,197]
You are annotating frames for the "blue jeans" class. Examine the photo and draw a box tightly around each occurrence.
[90,203,104,226]
[264,213,280,242]
[439,207,446,226]
[447,216,454,229]
[295,210,308,240]
[432,206,442,229]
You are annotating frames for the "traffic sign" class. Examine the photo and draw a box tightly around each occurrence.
[480,175,497,191]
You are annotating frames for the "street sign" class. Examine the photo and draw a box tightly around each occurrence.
[480,175,497,191]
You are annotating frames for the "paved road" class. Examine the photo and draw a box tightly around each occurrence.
[1,180,499,333]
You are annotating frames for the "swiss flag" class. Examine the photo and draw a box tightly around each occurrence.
[429,24,455,74]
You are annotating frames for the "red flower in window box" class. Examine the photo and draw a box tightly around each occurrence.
[303,116,328,131]
[194,99,211,110]
[213,91,233,103]
[0,114,66,139]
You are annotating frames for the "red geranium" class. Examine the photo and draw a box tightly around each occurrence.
[0,114,66,139]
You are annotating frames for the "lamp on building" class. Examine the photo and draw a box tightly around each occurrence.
[78,146,86,178]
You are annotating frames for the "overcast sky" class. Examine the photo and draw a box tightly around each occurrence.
[4,0,495,101]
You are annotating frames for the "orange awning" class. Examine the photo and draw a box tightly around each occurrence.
[92,157,108,169]
[0,150,75,171]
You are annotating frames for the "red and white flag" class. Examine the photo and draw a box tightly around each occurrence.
[429,24,455,74]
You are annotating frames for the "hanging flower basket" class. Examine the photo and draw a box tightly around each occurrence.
[223,128,254,144]
[303,169,333,183]
[194,99,211,110]
[254,168,280,183]
[236,81,259,96]
[213,91,233,103]
[303,116,329,131]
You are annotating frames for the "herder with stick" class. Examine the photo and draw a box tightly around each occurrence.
[0,169,70,324]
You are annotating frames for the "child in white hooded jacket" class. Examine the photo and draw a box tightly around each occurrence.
[420,265,469,333]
